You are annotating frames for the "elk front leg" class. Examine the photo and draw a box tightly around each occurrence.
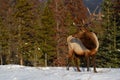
[74,54,80,72]
[66,50,73,70]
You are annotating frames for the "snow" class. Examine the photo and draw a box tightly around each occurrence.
[0,65,120,80]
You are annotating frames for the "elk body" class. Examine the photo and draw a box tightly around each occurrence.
[66,30,99,72]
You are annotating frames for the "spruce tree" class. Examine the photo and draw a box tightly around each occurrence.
[13,0,43,66]
[41,4,56,66]
[98,0,120,67]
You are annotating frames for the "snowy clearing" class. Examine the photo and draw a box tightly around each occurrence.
[0,65,120,80]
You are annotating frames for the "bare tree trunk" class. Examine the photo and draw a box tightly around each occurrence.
[33,41,38,67]
[113,17,117,50]
[7,7,12,64]
[7,35,11,64]
[0,28,3,65]
[55,1,60,66]
[20,54,23,65]
[0,54,3,65]
[45,53,47,67]
[18,23,23,65]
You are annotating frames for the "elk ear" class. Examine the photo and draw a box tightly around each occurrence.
[72,33,78,38]
[72,31,81,38]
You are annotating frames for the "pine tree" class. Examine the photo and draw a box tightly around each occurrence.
[65,0,88,26]
[41,4,56,66]
[49,0,89,66]
[0,0,15,64]
[12,0,43,66]
[97,0,120,67]
[49,0,68,66]
[113,0,120,50]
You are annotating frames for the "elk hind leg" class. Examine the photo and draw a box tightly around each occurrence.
[85,54,90,72]
[92,55,97,73]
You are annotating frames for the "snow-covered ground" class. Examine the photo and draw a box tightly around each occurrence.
[0,65,120,80]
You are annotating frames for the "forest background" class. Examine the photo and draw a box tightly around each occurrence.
[0,0,120,68]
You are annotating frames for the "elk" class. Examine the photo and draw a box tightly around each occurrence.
[66,6,100,72]
[66,29,99,72]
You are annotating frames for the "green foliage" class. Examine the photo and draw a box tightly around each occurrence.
[96,0,120,68]
[65,13,77,35]
[40,5,56,66]
[13,0,45,66]
[0,14,10,64]
[0,0,119,68]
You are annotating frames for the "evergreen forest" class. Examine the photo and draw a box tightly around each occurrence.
[0,0,120,67]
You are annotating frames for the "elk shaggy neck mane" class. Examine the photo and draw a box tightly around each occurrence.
[72,30,98,50]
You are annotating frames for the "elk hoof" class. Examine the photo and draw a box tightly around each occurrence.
[87,69,90,72]
[94,70,97,73]
[74,68,81,72]
[66,67,69,71]
[77,69,81,72]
